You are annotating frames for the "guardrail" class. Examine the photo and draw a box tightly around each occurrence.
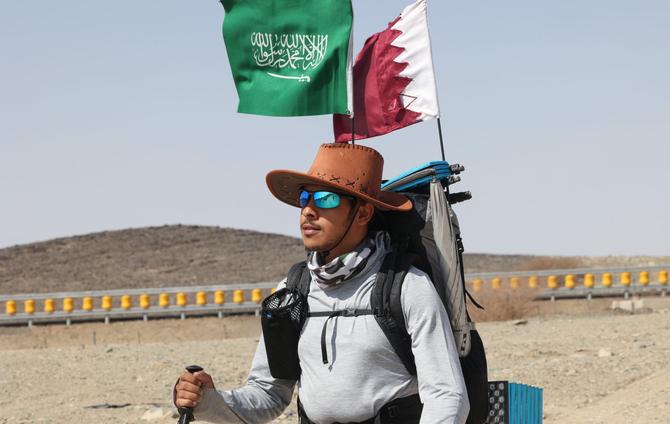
[466,265,669,301]
[2,265,669,326]
[0,282,278,326]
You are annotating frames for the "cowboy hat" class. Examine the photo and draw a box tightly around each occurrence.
[266,143,412,212]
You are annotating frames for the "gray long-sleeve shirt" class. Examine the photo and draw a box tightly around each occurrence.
[194,244,469,424]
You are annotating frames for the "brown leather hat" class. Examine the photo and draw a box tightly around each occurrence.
[266,143,412,212]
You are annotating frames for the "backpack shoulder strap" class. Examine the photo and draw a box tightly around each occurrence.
[371,249,418,376]
[286,261,311,295]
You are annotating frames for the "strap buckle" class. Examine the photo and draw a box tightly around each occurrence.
[386,405,399,418]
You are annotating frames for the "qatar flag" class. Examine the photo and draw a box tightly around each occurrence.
[333,0,439,142]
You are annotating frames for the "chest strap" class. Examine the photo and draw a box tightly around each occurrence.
[308,309,374,365]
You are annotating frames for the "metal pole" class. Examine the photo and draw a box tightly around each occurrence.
[437,118,446,161]
[351,77,355,144]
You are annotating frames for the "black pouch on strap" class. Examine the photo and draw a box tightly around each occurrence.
[261,288,307,380]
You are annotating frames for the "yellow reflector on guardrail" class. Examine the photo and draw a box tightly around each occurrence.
[121,295,132,310]
[159,293,170,308]
[660,270,669,285]
[63,298,74,313]
[214,291,225,305]
[140,294,150,309]
[639,271,649,286]
[5,300,16,316]
[491,278,501,290]
[44,298,55,314]
[472,279,483,292]
[24,299,35,315]
[196,292,207,306]
[82,297,93,312]
[233,290,244,304]
[547,275,558,289]
[565,275,575,289]
[602,273,612,287]
[176,292,187,307]
[102,296,113,311]
[252,289,263,303]
[620,272,631,286]
[584,274,595,288]
[528,276,538,289]
[510,277,519,289]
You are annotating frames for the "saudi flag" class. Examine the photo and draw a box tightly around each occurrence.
[221,0,353,117]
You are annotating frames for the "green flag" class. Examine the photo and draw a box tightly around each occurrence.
[221,0,353,117]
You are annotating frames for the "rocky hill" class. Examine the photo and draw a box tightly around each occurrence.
[0,225,668,294]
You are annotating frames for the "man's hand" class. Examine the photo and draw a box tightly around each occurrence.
[175,370,216,408]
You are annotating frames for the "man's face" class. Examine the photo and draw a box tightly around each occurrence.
[299,185,356,253]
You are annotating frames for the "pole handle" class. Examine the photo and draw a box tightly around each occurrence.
[177,365,204,424]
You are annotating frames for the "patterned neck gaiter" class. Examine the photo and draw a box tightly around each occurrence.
[307,231,386,289]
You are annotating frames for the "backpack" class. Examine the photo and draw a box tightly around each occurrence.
[285,170,488,424]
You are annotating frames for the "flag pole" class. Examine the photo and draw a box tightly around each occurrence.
[437,117,446,161]
[351,71,355,145]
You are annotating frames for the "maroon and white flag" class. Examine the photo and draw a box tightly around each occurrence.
[333,0,439,142]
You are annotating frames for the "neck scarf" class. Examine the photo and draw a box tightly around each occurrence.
[307,231,386,289]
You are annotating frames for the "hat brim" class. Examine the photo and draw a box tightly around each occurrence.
[266,170,412,212]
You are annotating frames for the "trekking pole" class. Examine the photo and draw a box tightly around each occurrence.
[177,365,204,424]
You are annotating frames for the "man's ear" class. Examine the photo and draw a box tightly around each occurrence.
[356,202,375,226]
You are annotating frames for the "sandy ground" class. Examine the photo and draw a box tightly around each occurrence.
[2,299,670,424]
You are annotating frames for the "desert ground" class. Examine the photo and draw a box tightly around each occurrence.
[2,297,669,424]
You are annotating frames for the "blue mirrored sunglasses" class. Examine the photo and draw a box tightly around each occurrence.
[298,189,354,209]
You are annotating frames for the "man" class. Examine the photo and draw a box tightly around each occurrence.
[175,143,469,423]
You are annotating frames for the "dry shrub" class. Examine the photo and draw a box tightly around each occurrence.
[467,287,540,322]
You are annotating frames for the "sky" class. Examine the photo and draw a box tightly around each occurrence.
[1,0,668,256]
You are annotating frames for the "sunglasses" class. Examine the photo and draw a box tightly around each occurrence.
[298,189,354,209]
